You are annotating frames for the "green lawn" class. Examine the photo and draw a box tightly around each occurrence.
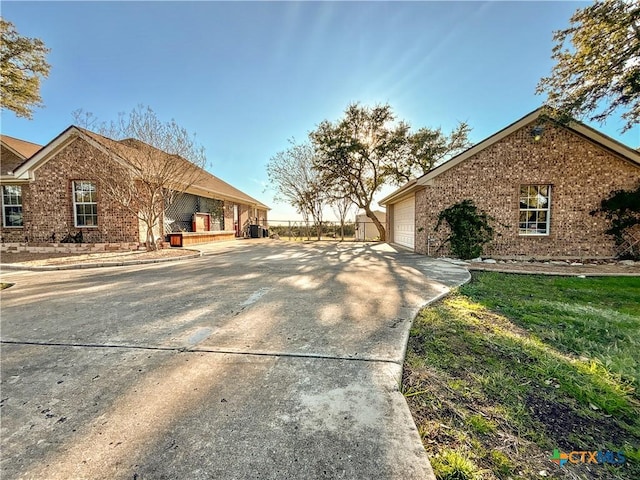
[404,273,640,480]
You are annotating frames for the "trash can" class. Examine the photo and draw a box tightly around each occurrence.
[250,224,261,238]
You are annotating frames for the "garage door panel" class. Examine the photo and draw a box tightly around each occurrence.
[393,196,415,249]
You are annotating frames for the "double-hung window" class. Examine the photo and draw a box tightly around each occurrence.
[73,181,98,227]
[2,185,23,227]
[519,185,551,235]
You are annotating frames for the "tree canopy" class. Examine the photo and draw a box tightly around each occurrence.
[266,140,327,238]
[537,1,640,132]
[309,102,471,241]
[386,122,472,184]
[0,18,51,119]
[310,103,407,241]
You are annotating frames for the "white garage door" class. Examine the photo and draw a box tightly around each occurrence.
[393,196,415,250]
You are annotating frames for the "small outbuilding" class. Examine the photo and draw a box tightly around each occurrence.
[355,210,386,241]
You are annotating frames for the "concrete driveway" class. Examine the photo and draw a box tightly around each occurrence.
[0,241,469,479]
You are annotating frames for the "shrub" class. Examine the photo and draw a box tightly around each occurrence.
[591,184,640,259]
[435,200,494,260]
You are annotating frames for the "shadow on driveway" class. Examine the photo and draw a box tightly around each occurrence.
[0,241,469,479]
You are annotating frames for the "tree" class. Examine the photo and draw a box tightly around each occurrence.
[536,1,640,132]
[329,192,355,241]
[73,106,207,250]
[0,18,51,119]
[385,122,472,184]
[310,103,407,241]
[266,140,327,239]
[591,183,640,259]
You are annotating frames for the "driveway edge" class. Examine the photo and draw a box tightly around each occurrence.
[0,252,202,271]
[394,267,472,387]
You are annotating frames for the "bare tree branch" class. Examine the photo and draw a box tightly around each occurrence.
[74,106,207,250]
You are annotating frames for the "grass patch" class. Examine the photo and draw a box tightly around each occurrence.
[404,273,640,480]
[431,449,483,480]
[1,282,14,290]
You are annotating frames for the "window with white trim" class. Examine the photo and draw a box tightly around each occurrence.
[73,181,98,227]
[519,185,551,235]
[2,185,23,227]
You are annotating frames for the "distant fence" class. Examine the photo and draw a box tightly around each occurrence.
[267,220,382,242]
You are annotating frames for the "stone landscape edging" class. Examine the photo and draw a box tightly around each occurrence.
[466,265,640,277]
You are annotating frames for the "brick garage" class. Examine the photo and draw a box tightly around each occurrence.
[382,109,640,260]
[1,127,269,248]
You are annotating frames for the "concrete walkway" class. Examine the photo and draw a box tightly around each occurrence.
[0,242,469,479]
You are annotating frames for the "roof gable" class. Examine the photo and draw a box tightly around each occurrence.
[1,135,43,176]
[9,126,269,210]
[0,135,42,159]
[380,108,640,205]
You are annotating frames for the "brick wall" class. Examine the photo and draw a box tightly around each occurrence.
[414,122,640,259]
[1,136,140,244]
[239,204,249,231]
[0,145,26,175]
[223,201,236,234]
[257,208,268,226]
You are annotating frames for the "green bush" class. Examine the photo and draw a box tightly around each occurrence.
[591,184,640,259]
[435,200,494,259]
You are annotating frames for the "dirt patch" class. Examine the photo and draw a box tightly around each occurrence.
[0,249,198,266]
[525,393,631,452]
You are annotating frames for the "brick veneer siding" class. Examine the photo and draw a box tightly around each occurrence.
[414,122,640,259]
[223,201,235,233]
[257,208,268,226]
[1,137,140,244]
[239,204,249,231]
[1,145,26,175]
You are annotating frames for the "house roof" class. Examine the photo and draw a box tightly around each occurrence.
[1,134,42,159]
[7,126,269,210]
[0,135,43,176]
[356,210,386,222]
[380,107,640,205]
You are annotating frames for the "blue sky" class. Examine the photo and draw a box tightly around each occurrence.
[2,1,638,220]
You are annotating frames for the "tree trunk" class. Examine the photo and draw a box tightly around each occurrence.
[365,207,386,241]
[145,223,157,251]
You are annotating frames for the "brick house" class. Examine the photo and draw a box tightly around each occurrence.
[0,126,269,247]
[381,108,640,259]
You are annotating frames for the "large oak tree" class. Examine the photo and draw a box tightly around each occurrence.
[537,1,640,132]
[310,103,471,241]
[386,122,472,185]
[310,103,407,241]
[0,18,50,119]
